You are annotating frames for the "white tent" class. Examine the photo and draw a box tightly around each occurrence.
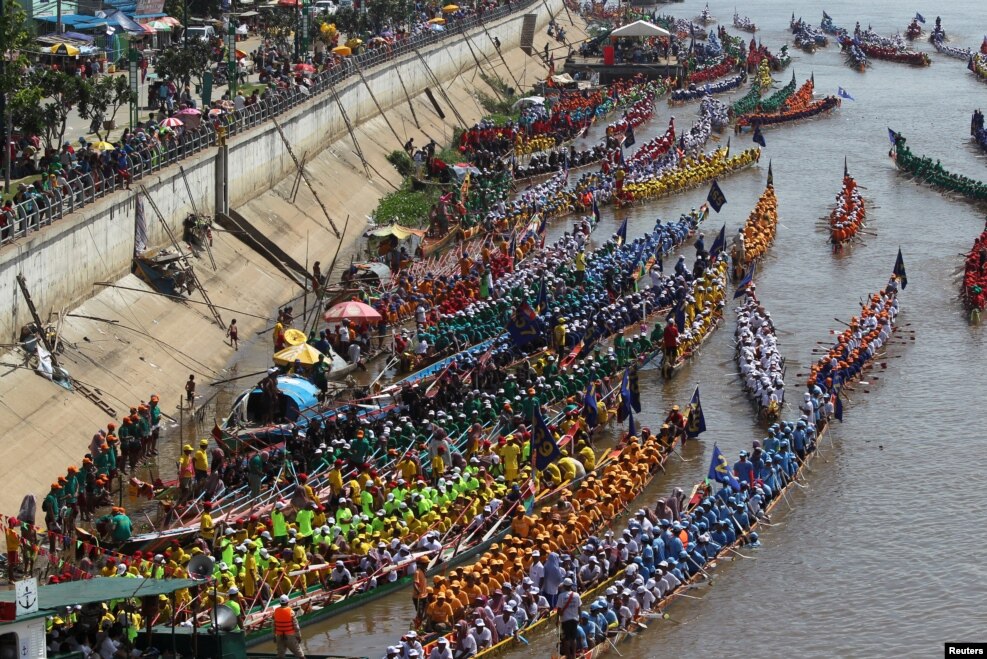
[512,96,546,110]
[610,20,671,38]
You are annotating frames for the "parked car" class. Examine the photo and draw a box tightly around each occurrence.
[185,25,217,42]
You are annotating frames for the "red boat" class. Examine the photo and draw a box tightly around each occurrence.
[961,230,987,323]
[905,20,922,40]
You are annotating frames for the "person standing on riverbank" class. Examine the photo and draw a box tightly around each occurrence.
[227,319,239,350]
[185,374,196,407]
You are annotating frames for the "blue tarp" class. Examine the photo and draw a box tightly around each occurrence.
[36,14,109,29]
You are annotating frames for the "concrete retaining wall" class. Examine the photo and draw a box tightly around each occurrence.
[0,0,560,341]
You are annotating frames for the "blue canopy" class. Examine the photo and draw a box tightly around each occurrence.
[36,14,109,29]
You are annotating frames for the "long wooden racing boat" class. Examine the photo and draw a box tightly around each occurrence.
[734,291,785,423]
[421,407,691,658]
[661,258,728,379]
[960,230,987,324]
[571,419,829,659]
[573,276,905,658]
[829,165,867,251]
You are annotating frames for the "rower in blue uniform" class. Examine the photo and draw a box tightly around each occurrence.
[733,450,755,484]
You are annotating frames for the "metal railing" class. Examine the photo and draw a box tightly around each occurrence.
[0,0,542,248]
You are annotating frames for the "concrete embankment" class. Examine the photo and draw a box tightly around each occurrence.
[0,0,585,517]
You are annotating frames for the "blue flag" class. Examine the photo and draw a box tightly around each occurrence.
[592,197,601,224]
[888,127,898,145]
[733,262,756,299]
[618,368,632,422]
[583,383,598,428]
[822,10,832,20]
[507,302,542,347]
[624,124,636,147]
[531,407,561,470]
[834,393,844,423]
[707,180,727,213]
[893,247,908,289]
[709,224,726,260]
[837,87,855,101]
[627,407,637,437]
[752,125,766,147]
[616,217,628,245]
[915,12,925,23]
[629,365,641,412]
[535,277,548,312]
[686,386,707,438]
[708,444,741,491]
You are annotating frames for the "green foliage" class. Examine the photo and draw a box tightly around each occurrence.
[0,0,34,109]
[261,9,298,54]
[9,86,43,140]
[484,113,515,126]
[366,0,412,33]
[332,7,365,36]
[436,146,462,164]
[30,70,85,151]
[155,39,213,91]
[479,71,516,97]
[78,75,135,140]
[386,150,415,178]
[476,71,521,118]
[163,0,215,21]
[373,179,442,227]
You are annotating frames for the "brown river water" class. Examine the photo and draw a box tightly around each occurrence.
[193,1,987,656]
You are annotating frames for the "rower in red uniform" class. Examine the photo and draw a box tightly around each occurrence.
[662,321,680,363]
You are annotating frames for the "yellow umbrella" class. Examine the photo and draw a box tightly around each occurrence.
[345,37,363,47]
[92,141,116,151]
[50,43,80,56]
[273,342,326,366]
[428,17,446,24]
[283,328,307,346]
[332,45,352,56]
[442,4,459,12]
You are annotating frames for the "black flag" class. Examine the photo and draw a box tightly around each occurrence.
[767,160,774,187]
[893,248,907,289]
[707,180,727,212]
[752,125,766,147]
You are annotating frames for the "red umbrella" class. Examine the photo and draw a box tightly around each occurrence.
[323,300,382,323]
[294,63,316,73]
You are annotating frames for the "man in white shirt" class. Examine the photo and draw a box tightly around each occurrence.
[556,578,582,659]
[494,605,519,639]
[470,619,492,651]
[428,636,454,659]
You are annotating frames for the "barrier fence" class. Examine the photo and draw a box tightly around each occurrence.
[0,0,543,247]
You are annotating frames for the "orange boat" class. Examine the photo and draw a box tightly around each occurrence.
[829,161,866,251]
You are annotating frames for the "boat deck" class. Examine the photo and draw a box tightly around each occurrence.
[563,55,685,84]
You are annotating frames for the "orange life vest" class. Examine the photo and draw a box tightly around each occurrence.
[273,606,296,635]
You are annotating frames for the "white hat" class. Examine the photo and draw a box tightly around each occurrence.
[279,595,290,605]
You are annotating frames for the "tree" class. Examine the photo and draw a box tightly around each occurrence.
[8,86,43,140]
[31,70,85,151]
[0,0,35,189]
[332,7,365,36]
[155,39,213,93]
[78,75,136,139]
[366,0,411,33]
[262,8,300,54]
